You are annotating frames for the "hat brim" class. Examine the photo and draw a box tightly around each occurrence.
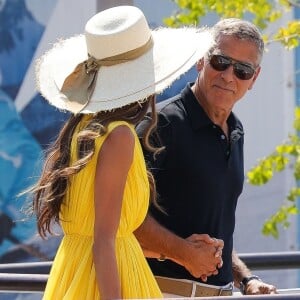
[36,27,213,113]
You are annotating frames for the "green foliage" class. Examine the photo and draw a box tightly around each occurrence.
[165,0,283,28]
[247,108,300,238]
[166,0,300,238]
[262,205,299,239]
[165,0,300,50]
[247,153,290,185]
[273,20,300,49]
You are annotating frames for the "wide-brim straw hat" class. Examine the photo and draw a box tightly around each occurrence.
[36,5,213,114]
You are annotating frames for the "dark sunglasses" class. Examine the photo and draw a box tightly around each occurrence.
[209,54,256,80]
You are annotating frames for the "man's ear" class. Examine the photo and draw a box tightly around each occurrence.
[248,66,261,90]
[196,58,204,72]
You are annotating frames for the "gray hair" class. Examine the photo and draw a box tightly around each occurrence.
[209,18,265,65]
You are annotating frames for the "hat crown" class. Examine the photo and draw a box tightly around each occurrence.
[84,6,151,59]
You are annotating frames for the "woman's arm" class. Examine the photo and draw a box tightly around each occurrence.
[93,125,134,299]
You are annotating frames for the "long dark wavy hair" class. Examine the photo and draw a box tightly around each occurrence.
[31,95,162,238]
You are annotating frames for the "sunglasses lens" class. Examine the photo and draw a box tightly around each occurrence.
[234,64,255,80]
[209,55,230,71]
[209,55,255,80]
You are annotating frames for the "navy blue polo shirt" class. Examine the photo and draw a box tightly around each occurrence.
[137,83,245,286]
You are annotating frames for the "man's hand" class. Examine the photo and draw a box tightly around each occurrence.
[244,279,277,295]
[0,212,15,244]
[176,234,224,280]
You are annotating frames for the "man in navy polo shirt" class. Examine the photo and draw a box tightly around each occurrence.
[135,18,277,297]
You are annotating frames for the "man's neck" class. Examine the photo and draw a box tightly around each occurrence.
[191,82,230,137]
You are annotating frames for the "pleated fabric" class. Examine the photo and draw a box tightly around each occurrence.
[43,117,162,299]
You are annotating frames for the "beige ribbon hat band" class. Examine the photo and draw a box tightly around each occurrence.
[60,36,154,113]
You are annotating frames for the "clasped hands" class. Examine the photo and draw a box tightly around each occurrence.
[172,234,277,295]
[181,234,224,281]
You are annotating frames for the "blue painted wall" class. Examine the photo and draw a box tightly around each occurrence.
[0,0,67,264]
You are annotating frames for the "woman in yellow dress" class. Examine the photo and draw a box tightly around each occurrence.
[30,5,212,299]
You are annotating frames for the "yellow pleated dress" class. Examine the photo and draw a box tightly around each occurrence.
[43,118,162,299]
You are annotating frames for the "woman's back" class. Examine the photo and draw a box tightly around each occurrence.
[43,118,161,299]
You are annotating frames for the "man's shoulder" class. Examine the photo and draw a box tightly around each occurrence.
[136,93,183,137]
[156,92,184,120]
[157,92,181,108]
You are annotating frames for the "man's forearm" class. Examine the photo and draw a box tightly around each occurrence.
[232,249,277,295]
[134,214,187,264]
[232,249,252,288]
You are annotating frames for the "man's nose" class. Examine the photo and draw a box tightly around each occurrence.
[220,65,235,82]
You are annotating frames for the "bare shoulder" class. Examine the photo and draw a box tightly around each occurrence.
[101,124,135,156]
[107,124,134,145]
